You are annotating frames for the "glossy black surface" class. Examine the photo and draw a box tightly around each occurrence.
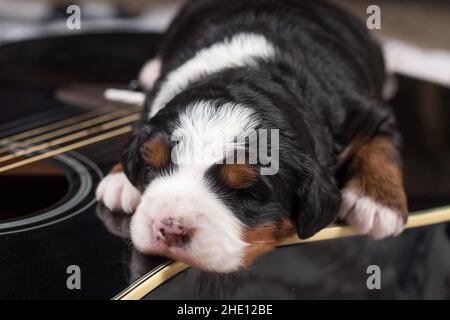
[0,33,449,299]
[0,141,170,299]
[0,162,68,220]
[145,223,450,299]
[0,33,168,299]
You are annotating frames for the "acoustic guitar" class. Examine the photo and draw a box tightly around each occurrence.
[1,33,449,300]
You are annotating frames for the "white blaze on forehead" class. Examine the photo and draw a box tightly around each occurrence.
[171,100,260,168]
[149,32,276,118]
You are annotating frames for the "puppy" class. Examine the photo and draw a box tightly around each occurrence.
[96,0,408,272]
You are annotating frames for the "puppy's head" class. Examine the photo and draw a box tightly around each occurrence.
[122,101,340,272]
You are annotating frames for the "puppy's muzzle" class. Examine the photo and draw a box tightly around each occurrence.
[154,217,192,247]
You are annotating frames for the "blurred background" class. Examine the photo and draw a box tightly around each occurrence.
[0,0,449,86]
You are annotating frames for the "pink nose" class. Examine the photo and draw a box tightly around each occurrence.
[155,217,191,247]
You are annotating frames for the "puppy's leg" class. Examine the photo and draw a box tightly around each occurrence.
[138,57,161,90]
[339,136,408,239]
[96,164,141,214]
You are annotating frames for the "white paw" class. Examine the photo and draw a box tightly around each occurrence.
[339,189,405,239]
[96,172,141,214]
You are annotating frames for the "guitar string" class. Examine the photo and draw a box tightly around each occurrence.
[0,113,140,163]
[0,105,141,156]
[0,106,117,147]
[0,126,133,173]
[0,112,139,169]
[0,103,142,172]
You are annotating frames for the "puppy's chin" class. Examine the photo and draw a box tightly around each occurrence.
[130,230,245,273]
[129,206,297,272]
[130,221,286,273]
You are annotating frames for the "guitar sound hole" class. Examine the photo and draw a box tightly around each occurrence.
[0,161,69,221]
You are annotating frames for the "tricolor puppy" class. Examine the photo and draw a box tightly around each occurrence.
[96,0,408,272]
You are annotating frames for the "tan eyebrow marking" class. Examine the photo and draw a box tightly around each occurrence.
[144,135,171,169]
[219,163,258,189]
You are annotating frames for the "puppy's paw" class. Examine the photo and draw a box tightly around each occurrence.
[339,189,405,239]
[96,172,141,214]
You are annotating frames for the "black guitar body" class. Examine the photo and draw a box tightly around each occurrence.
[0,33,449,299]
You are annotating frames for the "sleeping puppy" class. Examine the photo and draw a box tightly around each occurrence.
[96,0,408,272]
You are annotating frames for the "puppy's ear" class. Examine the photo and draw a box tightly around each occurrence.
[121,127,152,189]
[295,164,341,239]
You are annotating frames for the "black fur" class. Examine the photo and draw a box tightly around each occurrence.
[123,0,400,238]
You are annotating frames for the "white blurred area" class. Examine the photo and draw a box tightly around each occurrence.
[332,0,450,89]
[0,0,449,88]
[0,0,184,43]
